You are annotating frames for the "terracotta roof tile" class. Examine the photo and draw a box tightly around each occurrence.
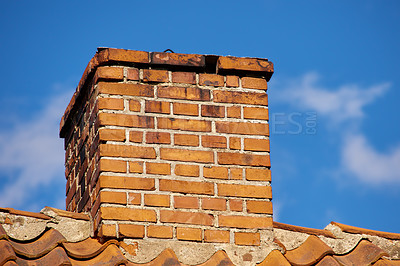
[62,238,118,259]
[0,224,7,239]
[69,244,127,265]
[196,250,234,266]
[257,249,291,266]
[126,248,180,266]
[274,221,336,238]
[374,258,400,265]
[0,239,17,265]
[0,208,50,220]
[314,256,340,266]
[43,207,90,221]
[331,221,400,240]
[284,235,334,266]
[333,239,389,265]
[3,261,18,266]
[15,246,70,265]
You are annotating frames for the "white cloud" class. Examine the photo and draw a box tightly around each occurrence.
[0,89,72,210]
[274,72,390,123]
[342,133,400,184]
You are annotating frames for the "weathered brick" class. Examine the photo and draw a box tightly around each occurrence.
[98,98,124,110]
[144,194,170,207]
[202,135,227,148]
[99,113,154,128]
[100,191,127,205]
[128,193,141,205]
[235,232,261,246]
[174,196,199,209]
[219,215,272,229]
[100,144,156,159]
[126,68,139,80]
[203,166,228,179]
[151,52,205,67]
[226,75,239,87]
[242,77,268,90]
[145,100,170,114]
[227,106,241,118]
[99,175,155,190]
[129,161,143,173]
[204,230,230,243]
[158,117,211,132]
[229,137,241,150]
[217,56,273,73]
[218,152,270,167]
[129,99,141,112]
[199,73,224,87]
[129,131,143,143]
[218,183,271,198]
[173,102,198,116]
[229,199,243,211]
[171,72,196,84]
[147,225,173,239]
[106,48,149,64]
[213,90,268,106]
[160,148,213,163]
[99,158,126,173]
[99,128,125,142]
[100,207,156,222]
[158,86,210,101]
[245,168,271,181]
[159,179,214,195]
[230,168,243,180]
[98,82,154,97]
[146,132,170,144]
[201,105,225,118]
[244,138,269,152]
[142,69,169,83]
[174,134,199,147]
[216,121,269,136]
[202,198,226,211]
[119,224,145,238]
[160,210,213,226]
[99,224,117,238]
[146,162,171,175]
[243,107,268,120]
[176,227,202,241]
[95,67,124,81]
[175,164,199,177]
[246,200,273,214]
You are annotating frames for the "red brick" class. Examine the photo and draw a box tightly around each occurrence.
[199,73,224,87]
[98,82,154,97]
[100,207,156,222]
[99,224,117,238]
[99,158,126,173]
[129,161,143,173]
[227,106,241,118]
[100,191,127,205]
[235,232,261,246]
[160,148,213,163]
[160,210,213,226]
[145,100,170,114]
[99,175,155,190]
[100,144,156,159]
[202,198,226,211]
[229,137,241,150]
[119,224,145,238]
[244,138,270,152]
[229,199,243,211]
[213,90,268,106]
[242,77,268,90]
[176,227,202,241]
[151,52,205,67]
[246,168,271,181]
[159,179,214,195]
[246,200,273,214]
[158,86,210,101]
[99,128,125,142]
[217,56,273,73]
[173,102,198,116]
[226,75,239,87]
[171,72,196,84]
[203,166,228,179]
[202,135,226,148]
[129,99,141,112]
[146,132,171,144]
[243,107,269,120]
[230,168,243,180]
[219,215,272,229]
[142,69,169,83]
[175,164,199,177]
[218,152,270,167]
[216,121,269,136]
[129,131,143,143]
[95,67,124,81]
[174,196,199,209]
[218,183,271,199]
[128,193,141,205]
[106,48,149,64]
[98,98,124,110]
[147,225,173,239]
[204,230,230,243]
[127,68,139,80]
[158,117,211,132]
[201,105,225,118]
[174,134,199,146]
[99,113,154,128]
[144,194,170,207]
[146,162,171,175]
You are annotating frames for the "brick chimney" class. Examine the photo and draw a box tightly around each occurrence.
[60,48,274,247]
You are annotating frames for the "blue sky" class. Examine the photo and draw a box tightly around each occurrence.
[0,1,399,233]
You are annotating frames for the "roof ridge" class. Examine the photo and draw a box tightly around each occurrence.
[273,221,336,238]
[331,222,400,240]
